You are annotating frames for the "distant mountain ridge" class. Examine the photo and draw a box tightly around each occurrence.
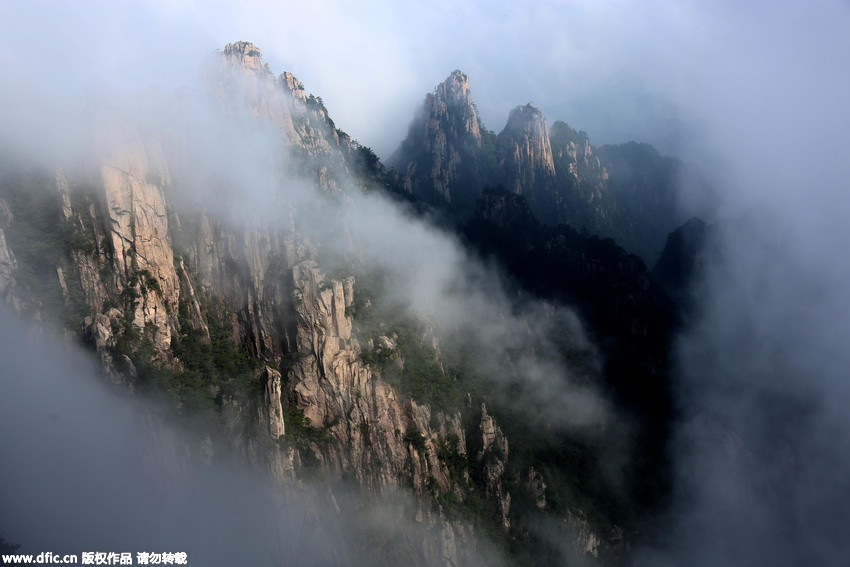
[390,71,686,263]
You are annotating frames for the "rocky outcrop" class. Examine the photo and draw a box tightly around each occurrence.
[287,259,465,498]
[526,467,547,509]
[550,122,608,185]
[499,103,556,196]
[17,141,471,567]
[206,41,295,141]
[96,122,180,351]
[391,70,489,208]
[392,74,682,264]
[549,121,611,216]
[0,198,17,304]
[260,366,285,439]
[61,45,484,561]
[477,404,511,532]
[206,41,346,165]
[281,71,307,102]
[433,70,482,145]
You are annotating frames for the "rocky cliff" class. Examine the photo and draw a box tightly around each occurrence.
[0,42,669,566]
[391,73,682,263]
[390,70,493,211]
[0,43,512,566]
[499,103,556,198]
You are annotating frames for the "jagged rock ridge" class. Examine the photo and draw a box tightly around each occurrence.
[390,70,492,211]
[392,72,685,262]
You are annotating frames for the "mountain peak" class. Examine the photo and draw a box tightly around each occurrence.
[280,71,307,102]
[427,70,481,143]
[221,41,272,76]
[435,70,474,107]
[504,103,547,133]
[389,70,487,205]
[499,104,555,193]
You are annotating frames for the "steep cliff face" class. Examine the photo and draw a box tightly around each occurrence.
[213,43,286,119]
[432,70,482,145]
[206,41,298,144]
[390,71,493,210]
[97,123,181,351]
[391,74,683,264]
[0,43,508,566]
[549,121,612,218]
[499,104,556,198]
[206,41,350,185]
[477,404,511,533]
[287,259,465,498]
[551,122,608,185]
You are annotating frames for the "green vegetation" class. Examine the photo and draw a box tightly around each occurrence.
[342,259,615,543]
[0,88,681,563]
[169,297,257,406]
[378,322,459,411]
[306,94,336,132]
[283,405,329,470]
[437,433,468,484]
[347,266,461,412]
[403,425,426,452]
[66,187,100,255]
[284,405,330,444]
[135,269,163,297]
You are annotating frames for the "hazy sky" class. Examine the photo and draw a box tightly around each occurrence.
[4,0,847,160]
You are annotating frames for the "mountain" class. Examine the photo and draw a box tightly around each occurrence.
[598,142,684,261]
[389,70,494,213]
[652,216,712,315]
[499,103,556,200]
[391,72,686,263]
[463,187,676,498]
[0,42,686,566]
[1,42,487,564]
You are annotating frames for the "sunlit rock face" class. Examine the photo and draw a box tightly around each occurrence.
[499,103,556,195]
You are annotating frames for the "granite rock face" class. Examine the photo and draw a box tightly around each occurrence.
[500,103,556,196]
[477,404,511,533]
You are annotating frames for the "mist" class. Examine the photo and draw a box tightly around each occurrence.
[0,317,281,563]
[5,0,822,160]
[633,2,850,566]
[144,52,608,432]
[3,0,850,565]
[0,311,516,566]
